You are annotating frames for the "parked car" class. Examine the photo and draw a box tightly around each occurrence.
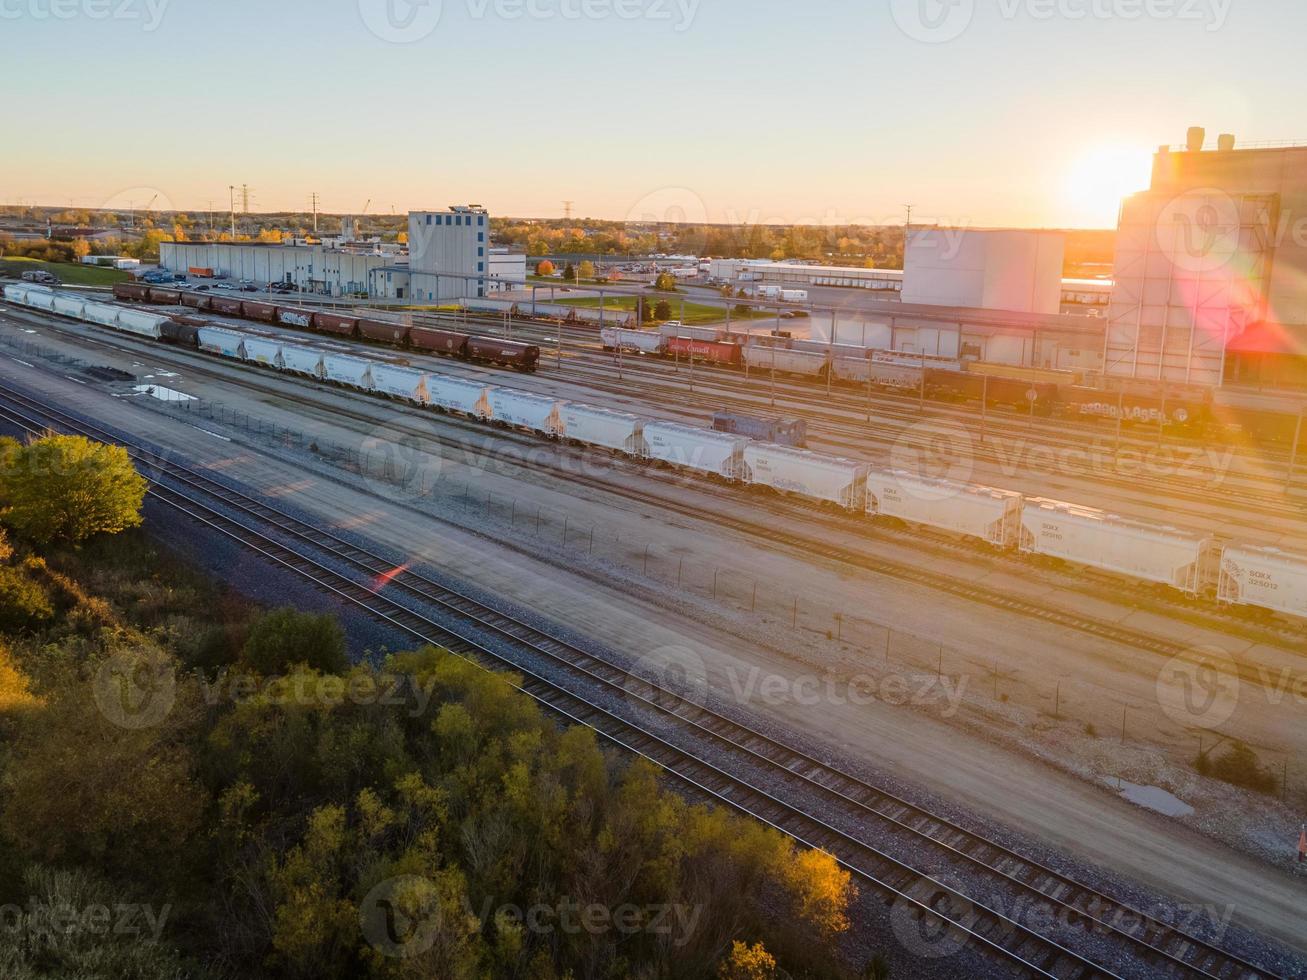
[240,285,258,292]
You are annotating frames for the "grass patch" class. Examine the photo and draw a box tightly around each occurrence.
[0,257,131,287]
[549,295,771,326]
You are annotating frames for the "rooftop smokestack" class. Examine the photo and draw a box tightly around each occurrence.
[1186,126,1206,152]
[1217,133,1236,152]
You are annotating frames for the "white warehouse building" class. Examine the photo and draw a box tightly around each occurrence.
[158,205,525,301]
[902,229,1066,315]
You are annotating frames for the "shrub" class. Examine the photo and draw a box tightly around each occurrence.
[0,565,54,631]
[1196,741,1278,794]
[240,607,347,676]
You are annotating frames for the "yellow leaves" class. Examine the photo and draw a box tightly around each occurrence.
[717,940,777,980]
[0,642,41,715]
[778,847,856,939]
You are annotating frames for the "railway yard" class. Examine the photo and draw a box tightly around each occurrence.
[2,284,1306,978]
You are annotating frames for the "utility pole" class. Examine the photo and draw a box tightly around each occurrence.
[310,192,320,234]
[228,185,236,238]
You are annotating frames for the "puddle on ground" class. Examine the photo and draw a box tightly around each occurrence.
[1109,779,1194,818]
[132,384,195,403]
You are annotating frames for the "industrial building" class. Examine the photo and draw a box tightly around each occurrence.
[157,206,526,302]
[1106,128,1307,389]
[901,229,1066,315]
[706,257,1111,311]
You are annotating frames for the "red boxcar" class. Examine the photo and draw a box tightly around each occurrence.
[465,337,540,372]
[210,296,244,316]
[313,312,359,337]
[357,317,409,344]
[146,287,182,304]
[114,283,152,302]
[409,326,469,356]
[241,300,279,323]
[180,292,212,311]
[666,336,743,367]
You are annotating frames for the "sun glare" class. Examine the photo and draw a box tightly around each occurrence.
[1064,145,1154,227]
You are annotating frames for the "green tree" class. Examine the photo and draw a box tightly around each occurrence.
[654,300,673,321]
[0,435,146,545]
[240,606,348,676]
[578,260,595,280]
[654,272,677,292]
[562,262,576,282]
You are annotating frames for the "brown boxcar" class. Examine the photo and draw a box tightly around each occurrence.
[312,312,359,337]
[114,282,152,302]
[665,336,743,368]
[241,300,279,323]
[357,317,410,345]
[180,292,213,311]
[146,287,182,304]
[408,326,469,357]
[1060,387,1211,428]
[465,337,540,372]
[210,296,244,316]
[275,307,314,329]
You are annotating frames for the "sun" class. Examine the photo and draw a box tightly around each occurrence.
[1063,145,1154,227]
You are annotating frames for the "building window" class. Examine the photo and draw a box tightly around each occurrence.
[478,247,484,257]
[478,232,484,242]
[426,215,431,225]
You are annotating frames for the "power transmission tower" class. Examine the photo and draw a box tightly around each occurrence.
[562,200,574,221]
[241,184,252,214]
[310,192,320,233]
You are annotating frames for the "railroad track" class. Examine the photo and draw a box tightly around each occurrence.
[5,305,1304,658]
[0,379,1284,980]
[6,306,1305,659]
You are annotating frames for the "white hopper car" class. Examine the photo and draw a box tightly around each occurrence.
[427,376,490,417]
[278,345,325,378]
[600,328,664,355]
[241,336,282,367]
[486,389,562,435]
[866,471,1023,547]
[370,363,430,403]
[197,326,245,358]
[322,353,375,389]
[744,444,867,510]
[1218,545,1307,618]
[743,345,828,377]
[643,422,747,480]
[1019,498,1215,594]
[558,404,646,454]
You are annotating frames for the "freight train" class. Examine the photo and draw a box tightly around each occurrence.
[6,283,1306,622]
[112,283,540,372]
[602,326,1218,427]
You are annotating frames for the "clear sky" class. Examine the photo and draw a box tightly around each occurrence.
[2,0,1303,228]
